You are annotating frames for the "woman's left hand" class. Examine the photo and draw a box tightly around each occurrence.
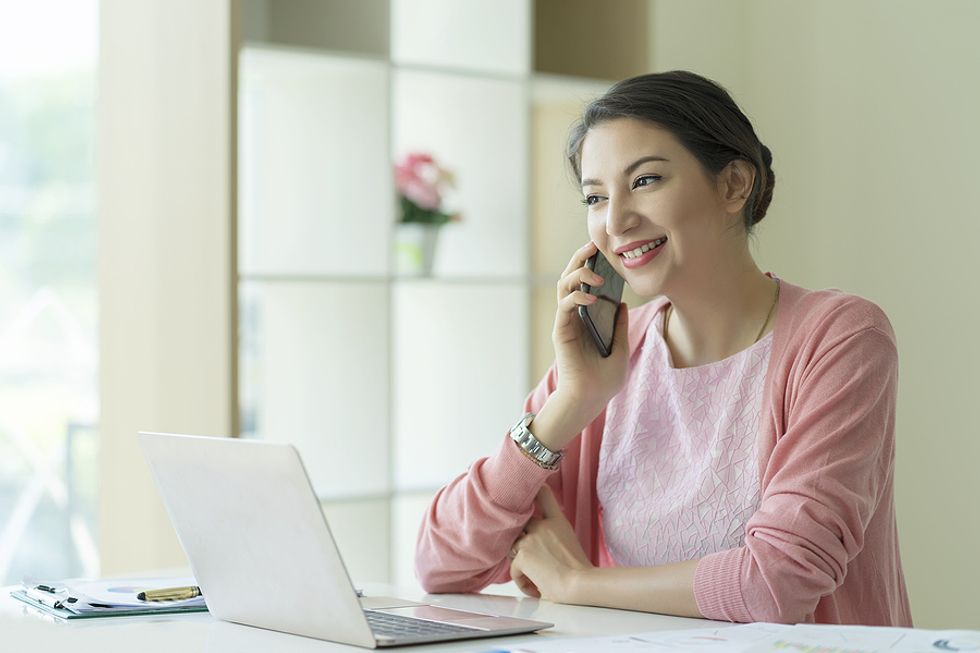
[508,485,593,603]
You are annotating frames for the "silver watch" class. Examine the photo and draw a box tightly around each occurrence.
[509,412,563,470]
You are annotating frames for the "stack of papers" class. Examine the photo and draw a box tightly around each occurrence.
[11,576,208,619]
[501,623,980,653]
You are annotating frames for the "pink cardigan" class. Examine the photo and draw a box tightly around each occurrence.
[415,279,913,626]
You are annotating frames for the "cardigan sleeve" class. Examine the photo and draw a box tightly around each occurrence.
[414,365,562,593]
[693,322,899,623]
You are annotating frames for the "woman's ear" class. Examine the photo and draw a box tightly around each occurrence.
[717,159,756,216]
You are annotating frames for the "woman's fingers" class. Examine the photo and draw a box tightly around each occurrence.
[553,290,598,338]
[553,240,614,342]
[558,265,604,301]
[557,242,612,305]
[557,289,598,316]
[509,558,541,598]
[558,241,598,280]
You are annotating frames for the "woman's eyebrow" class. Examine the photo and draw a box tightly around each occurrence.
[580,155,670,188]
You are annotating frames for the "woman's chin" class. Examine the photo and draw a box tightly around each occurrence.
[624,278,666,300]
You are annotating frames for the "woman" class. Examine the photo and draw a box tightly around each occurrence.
[415,70,912,626]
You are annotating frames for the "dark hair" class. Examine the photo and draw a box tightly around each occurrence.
[567,70,774,231]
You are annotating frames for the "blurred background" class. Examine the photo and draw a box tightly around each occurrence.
[1,0,977,629]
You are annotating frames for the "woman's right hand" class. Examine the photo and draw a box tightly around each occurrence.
[549,241,630,430]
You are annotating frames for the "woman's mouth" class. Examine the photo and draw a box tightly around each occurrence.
[618,236,667,269]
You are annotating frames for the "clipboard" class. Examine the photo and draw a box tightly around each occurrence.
[10,588,209,620]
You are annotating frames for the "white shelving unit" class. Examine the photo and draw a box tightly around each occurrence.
[238,0,639,588]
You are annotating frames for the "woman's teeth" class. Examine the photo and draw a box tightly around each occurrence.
[621,237,667,259]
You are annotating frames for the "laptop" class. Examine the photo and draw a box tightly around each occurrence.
[138,432,553,648]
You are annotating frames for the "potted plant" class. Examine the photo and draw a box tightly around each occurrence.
[393,152,461,276]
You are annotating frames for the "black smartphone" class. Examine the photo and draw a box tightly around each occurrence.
[577,251,625,358]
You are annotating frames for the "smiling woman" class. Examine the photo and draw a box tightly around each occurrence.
[415,70,912,627]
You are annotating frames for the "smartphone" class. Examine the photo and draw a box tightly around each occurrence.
[577,251,625,358]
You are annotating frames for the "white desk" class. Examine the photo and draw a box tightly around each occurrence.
[1,580,722,651]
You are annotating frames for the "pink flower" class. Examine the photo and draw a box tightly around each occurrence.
[404,153,433,167]
[400,176,441,210]
[394,151,454,211]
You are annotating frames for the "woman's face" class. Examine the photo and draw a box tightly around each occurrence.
[579,117,740,299]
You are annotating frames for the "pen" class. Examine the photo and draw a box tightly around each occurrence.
[137,585,202,601]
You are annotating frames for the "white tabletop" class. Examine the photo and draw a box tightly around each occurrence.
[2,579,723,651]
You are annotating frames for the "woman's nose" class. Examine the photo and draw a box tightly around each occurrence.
[605,194,640,236]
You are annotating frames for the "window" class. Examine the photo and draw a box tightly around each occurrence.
[0,0,98,584]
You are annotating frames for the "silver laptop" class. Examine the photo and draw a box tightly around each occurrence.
[138,432,552,648]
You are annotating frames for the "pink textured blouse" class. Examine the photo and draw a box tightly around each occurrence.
[598,302,772,568]
[415,278,913,626]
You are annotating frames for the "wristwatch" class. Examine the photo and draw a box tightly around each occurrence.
[509,412,563,470]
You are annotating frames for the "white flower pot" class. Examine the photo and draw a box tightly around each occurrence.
[395,223,441,276]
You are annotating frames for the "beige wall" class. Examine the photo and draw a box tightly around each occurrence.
[652,0,980,628]
[98,0,238,574]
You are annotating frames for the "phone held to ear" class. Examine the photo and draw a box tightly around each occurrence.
[578,250,626,358]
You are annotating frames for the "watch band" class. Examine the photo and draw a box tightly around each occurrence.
[509,412,563,470]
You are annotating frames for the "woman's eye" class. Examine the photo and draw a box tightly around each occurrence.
[633,175,662,189]
[581,195,602,206]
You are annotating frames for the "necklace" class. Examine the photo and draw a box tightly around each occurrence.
[663,278,781,345]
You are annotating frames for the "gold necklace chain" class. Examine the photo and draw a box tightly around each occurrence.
[664,278,780,344]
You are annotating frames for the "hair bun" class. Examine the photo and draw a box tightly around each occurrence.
[753,143,775,225]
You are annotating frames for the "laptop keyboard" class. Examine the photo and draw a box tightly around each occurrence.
[365,610,479,638]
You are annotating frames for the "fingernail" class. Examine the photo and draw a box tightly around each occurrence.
[594,275,604,284]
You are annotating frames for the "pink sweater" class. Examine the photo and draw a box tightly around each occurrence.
[415,279,913,626]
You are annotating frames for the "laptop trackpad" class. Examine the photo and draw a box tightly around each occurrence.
[359,596,426,610]
[374,605,494,629]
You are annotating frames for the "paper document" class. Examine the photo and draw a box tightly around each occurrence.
[61,576,205,611]
[13,575,207,619]
[496,623,980,653]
